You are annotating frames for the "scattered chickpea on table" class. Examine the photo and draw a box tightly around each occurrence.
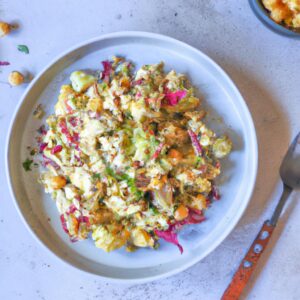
[0,20,28,86]
[0,21,11,37]
[8,71,25,86]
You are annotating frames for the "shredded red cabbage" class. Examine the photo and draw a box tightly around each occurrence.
[51,145,63,154]
[60,214,69,234]
[101,60,112,82]
[42,154,60,169]
[154,209,206,254]
[59,119,79,146]
[154,227,183,254]
[151,142,164,160]
[188,129,203,156]
[173,208,206,231]
[60,205,90,241]
[0,61,10,66]
[66,204,78,215]
[74,195,81,201]
[37,125,47,135]
[59,119,71,140]
[75,155,83,166]
[69,116,78,127]
[198,164,208,173]
[211,185,221,200]
[64,100,74,114]
[72,132,79,142]
[78,215,90,226]
[39,142,48,153]
[164,90,187,106]
[184,208,206,224]
[133,79,143,86]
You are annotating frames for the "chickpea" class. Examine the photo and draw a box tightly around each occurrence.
[91,209,114,224]
[95,181,106,197]
[86,97,103,113]
[0,22,11,37]
[174,204,189,221]
[8,71,24,86]
[189,194,207,211]
[49,176,67,190]
[131,228,152,247]
[168,149,183,165]
[120,77,131,89]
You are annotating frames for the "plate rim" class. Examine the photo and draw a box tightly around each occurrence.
[5,31,258,283]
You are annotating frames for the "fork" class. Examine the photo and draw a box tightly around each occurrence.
[222,132,300,300]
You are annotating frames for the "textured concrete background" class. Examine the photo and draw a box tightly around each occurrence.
[1,0,300,299]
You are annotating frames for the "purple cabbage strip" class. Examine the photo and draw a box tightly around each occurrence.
[164,90,187,106]
[101,60,112,82]
[154,227,183,254]
[188,129,203,156]
[0,61,10,66]
[51,145,63,154]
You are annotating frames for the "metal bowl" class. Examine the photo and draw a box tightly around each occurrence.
[249,0,300,38]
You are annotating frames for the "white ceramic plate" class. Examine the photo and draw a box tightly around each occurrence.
[6,31,257,283]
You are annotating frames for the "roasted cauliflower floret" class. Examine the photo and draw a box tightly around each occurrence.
[70,71,96,92]
[92,224,129,252]
[212,136,232,158]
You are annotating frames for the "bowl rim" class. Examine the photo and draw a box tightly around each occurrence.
[5,31,258,283]
[249,0,300,38]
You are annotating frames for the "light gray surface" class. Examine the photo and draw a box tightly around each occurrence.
[0,0,299,299]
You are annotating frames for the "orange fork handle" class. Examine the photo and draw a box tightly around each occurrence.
[221,220,275,300]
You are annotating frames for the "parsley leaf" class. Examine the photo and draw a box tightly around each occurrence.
[22,158,33,171]
[17,45,29,54]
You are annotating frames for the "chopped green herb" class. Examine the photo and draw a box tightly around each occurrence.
[105,167,143,199]
[124,111,133,120]
[99,82,107,90]
[196,156,204,166]
[150,205,159,215]
[153,242,160,250]
[105,167,115,177]
[22,158,33,171]
[17,45,29,54]
[92,173,101,180]
[66,176,71,183]
[30,149,36,156]
[121,64,129,75]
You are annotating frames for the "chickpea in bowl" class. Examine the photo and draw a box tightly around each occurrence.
[262,0,300,29]
[249,0,300,37]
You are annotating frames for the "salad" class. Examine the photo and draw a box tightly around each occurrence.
[36,57,232,253]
